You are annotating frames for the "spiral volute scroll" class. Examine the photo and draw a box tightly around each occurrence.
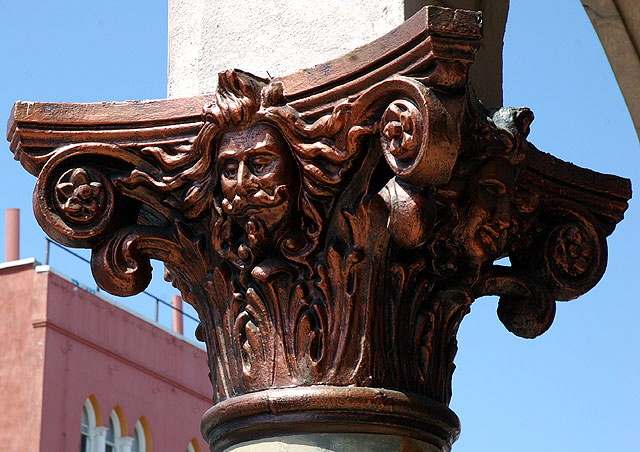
[350,77,466,249]
[33,144,131,248]
[381,99,425,169]
[89,227,154,297]
[543,218,606,301]
[470,265,554,339]
[511,206,608,302]
[29,142,193,298]
[375,78,464,188]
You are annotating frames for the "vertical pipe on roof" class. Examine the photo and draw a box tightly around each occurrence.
[172,295,184,335]
[5,208,20,262]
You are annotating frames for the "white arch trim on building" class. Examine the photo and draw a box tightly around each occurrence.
[81,398,98,452]
[80,398,155,452]
[132,419,147,452]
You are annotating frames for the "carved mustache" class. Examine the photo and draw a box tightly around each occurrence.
[221,184,288,215]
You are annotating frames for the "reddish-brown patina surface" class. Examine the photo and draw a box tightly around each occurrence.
[6,6,631,452]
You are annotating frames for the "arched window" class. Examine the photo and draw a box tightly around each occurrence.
[80,398,98,452]
[131,420,146,452]
[80,405,91,451]
[106,411,122,452]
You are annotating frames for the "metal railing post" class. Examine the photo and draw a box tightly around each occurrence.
[44,238,50,265]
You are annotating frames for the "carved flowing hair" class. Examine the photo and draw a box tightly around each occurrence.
[143,70,358,267]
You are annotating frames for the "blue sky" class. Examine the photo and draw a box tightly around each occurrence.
[0,1,638,451]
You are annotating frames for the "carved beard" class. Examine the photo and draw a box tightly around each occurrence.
[213,184,291,271]
[235,216,268,269]
[213,213,267,272]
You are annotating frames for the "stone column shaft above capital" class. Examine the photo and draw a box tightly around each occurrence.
[168,0,508,106]
[168,0,404,97]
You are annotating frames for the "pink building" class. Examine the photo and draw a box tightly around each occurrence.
[0,258,211,452]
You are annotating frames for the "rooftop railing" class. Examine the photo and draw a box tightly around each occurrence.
[44,237,200,336]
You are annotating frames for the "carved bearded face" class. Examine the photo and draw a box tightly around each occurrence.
[455,158,515,265]
[217,123,294,249]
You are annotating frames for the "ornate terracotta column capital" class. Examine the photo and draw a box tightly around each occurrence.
[7,7,631,452]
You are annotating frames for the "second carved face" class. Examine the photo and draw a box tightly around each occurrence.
[217,123,294,247]
[456,158,515,265]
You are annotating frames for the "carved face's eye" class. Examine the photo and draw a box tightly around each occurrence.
[251,156,273,175]
[222,161,238,178]
[480,179,507,198]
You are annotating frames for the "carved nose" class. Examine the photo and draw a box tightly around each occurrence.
[495,203,511,230]
[236,161,257,195]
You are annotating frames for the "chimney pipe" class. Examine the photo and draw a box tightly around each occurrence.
[5,209,20,262]
[172,295,184,335]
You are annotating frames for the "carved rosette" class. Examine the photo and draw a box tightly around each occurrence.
[7,6,631,452]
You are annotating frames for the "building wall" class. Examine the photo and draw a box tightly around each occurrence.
[0,260,48,451]
[0,260,212,452]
